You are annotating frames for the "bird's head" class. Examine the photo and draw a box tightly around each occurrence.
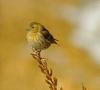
[27,22,43,33]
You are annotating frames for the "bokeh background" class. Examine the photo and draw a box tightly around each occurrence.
[0,0,100,90]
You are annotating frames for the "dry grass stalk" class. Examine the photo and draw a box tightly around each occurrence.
[82,83,87,90]
[31,52,63,90]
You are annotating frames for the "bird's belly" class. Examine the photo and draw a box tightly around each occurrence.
[27,33,50,50]
[32,38,50,50]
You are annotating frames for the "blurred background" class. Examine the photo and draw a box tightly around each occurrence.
[0,0,100,90]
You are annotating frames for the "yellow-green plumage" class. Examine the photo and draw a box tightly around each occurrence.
[26,22,57,51]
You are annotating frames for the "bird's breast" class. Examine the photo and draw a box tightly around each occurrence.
[26,32,50,50]
[27,32,37,42]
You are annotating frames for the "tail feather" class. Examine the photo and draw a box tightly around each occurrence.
[53,39,59,45]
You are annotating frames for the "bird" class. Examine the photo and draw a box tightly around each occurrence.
[26,22,58,57]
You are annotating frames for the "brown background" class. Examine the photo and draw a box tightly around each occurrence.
[0,0,100,90]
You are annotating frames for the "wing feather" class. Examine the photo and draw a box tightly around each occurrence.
[41,28,57,44]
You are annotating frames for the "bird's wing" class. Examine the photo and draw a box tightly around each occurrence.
[41,28,57,44]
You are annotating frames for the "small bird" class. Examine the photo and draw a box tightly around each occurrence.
[26,22,57,57]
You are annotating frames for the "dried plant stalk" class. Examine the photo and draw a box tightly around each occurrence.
[31,52,63,90]
[82,83,87,90]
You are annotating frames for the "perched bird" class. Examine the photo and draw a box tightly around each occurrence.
[26,22,57,57]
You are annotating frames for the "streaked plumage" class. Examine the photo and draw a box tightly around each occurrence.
[26,22,57,52]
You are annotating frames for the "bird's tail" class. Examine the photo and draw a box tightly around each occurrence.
[53,39,59,46]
